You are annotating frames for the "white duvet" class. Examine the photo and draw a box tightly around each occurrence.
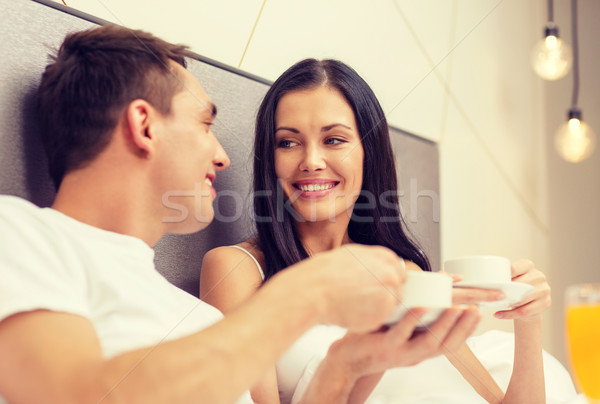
[292,330,581,404]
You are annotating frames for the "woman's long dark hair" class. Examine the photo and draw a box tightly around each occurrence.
[254,59,430,281]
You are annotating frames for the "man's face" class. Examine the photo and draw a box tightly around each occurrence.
[154,63,230,234]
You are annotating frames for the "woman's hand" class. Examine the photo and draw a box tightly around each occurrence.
[494,259,551,323]
[444,271,507,305]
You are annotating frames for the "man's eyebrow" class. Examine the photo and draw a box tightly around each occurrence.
[209,102,217,118]
[275,126,299,133]
[200,102,217,119]
[322,123,352,132]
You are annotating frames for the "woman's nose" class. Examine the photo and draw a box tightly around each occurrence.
[299,144,326,172]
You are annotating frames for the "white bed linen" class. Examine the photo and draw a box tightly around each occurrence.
[291,330,578,404]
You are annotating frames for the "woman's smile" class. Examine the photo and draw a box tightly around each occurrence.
[293,179,340,198]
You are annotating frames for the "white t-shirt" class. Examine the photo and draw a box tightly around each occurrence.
[0,196,252,404]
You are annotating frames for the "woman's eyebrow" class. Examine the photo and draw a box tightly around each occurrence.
[321,123,352,132]
[275,126,299,133]
[275,123,352,133]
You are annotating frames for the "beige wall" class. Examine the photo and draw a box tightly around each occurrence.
[61,0,600,366]
[545,0,600,366]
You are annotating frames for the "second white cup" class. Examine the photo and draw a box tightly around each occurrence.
[384,270,452,326]
[444,255,511,284]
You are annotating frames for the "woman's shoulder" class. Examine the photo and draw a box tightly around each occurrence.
[236,236,263,257]
[404,260,422,272]
[202,237,265,276]
[200,237,265,308]
[213,237,263,260]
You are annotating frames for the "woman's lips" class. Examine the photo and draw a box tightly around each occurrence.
[293,180,339,198]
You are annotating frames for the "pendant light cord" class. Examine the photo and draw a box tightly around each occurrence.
[548,0,554,22]
[571,0,580,109]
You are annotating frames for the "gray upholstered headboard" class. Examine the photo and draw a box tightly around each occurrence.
[0,0,440,298]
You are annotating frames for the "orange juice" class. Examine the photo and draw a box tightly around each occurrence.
[566,304,600,400]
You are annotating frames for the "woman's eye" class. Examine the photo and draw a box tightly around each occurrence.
[325,138,344,145]
[277,140,297,148]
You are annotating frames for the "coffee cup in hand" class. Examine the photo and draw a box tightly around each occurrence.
[444,255,511,284]
[445,255,533,310]
[384,271,452,327]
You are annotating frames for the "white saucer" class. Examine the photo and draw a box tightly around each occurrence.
[454,281,535,310]
[384,306,448,329]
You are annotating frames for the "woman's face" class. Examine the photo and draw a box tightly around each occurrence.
[274,86,364,223]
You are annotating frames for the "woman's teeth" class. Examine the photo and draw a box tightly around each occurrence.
[298,183,334,192]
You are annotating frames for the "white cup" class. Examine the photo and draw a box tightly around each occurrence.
[384,270,452,326]
[444,255,511,284]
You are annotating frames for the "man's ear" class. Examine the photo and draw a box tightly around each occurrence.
[126,99,156,158]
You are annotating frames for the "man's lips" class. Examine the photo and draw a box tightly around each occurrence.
[205,174,217,198]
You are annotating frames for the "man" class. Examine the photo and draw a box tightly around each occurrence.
[0,25,480,403]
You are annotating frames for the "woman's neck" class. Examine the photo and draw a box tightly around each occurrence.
[295,218,353,256]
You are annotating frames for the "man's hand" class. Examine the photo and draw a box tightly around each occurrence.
[288,244,407,333]
[329,305,481,376]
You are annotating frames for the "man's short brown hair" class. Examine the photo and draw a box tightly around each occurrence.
[38,24,196,189]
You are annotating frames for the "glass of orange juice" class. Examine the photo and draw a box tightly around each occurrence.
[565,283,600,403]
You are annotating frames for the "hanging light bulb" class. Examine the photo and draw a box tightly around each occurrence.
[531,23,572,80]
[532,0,572,80]
[554,0,596,163]
[555,109,596,163]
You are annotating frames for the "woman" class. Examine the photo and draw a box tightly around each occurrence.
[200,59,573,404]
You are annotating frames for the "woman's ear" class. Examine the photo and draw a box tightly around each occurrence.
[126,99,156,158]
